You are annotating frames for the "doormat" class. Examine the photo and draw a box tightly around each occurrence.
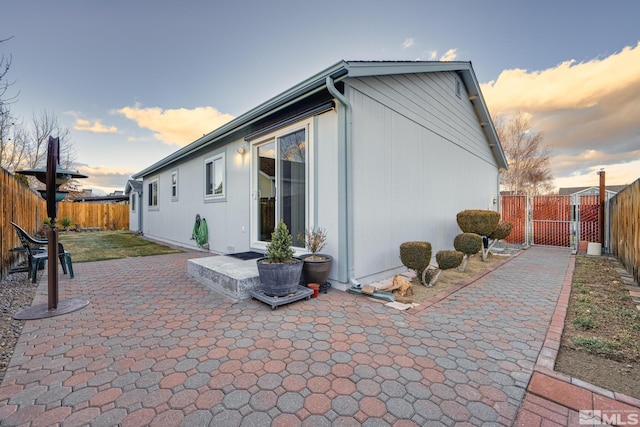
[228,251,264,261]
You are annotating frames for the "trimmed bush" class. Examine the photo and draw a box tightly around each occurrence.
[454,233,482,255]
[400,241,432,279]
[488,220,513,240]
[436,250,464,270]
[456,210,501,236]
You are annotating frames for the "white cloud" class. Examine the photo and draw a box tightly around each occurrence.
[74,118,118,134]
[116,105,235,147]
[553,159,640,190]
[402,38,414,49]
[74,164,135,194]
[480,42,640,189]
[439,49,457,61]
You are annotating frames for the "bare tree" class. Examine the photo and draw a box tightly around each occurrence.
[1,38,76,177]
[496,112,553,195]
[0,36,17,107]
[1,36,22,172]
[25,109,74,169]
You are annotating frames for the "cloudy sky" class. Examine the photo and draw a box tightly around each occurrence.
[2,1,639,194]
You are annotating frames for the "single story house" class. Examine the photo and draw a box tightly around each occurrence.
[558,185,627,200]
[131,60,508,291]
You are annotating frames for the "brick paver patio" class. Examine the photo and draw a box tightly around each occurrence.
[0,246,638,426]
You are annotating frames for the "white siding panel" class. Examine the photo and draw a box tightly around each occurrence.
[142,140,252,253]
[349,80,499,283]
[141,111,337,257]
[348,72,496,167]
[314,111,342,280]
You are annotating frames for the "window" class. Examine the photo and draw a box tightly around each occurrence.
[148,179,158,208]
[131,193,136,212]
[205,153,225,199]
[171,170,178,201]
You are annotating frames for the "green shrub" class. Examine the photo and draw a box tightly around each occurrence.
[573,317,596,331]
[60,216,73,228]
[571,337,619,355]
[456,210,501,236]
[265,220,294,263]
[436,250,464,270]
[454,233,482,255]
[400,241,432,279]
[488,221,513,240]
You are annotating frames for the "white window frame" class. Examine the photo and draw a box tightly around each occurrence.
[131,193,136,212]
[249,119,315,254]
[204,152,226,201]
[171,170,179,201]
[148,178,159,209]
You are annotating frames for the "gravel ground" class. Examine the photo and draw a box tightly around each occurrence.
[0,271,38,383]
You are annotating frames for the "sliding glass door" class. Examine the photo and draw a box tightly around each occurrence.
[254,125,307,248]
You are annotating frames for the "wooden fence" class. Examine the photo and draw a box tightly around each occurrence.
[1,166,129,278]
[1,167,47,278]
[609,178,640,283]
[58,202,129,231]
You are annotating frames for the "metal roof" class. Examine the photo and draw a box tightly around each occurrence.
[132,60,507,178]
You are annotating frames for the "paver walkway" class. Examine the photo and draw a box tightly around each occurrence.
[0,246,631,426]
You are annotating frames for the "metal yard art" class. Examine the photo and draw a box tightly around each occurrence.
[13,136,90,320]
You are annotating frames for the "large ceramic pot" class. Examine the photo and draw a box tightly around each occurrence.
[256,257,303,297]
[299,254,333,286]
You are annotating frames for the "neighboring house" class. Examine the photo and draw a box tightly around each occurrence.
[132,60,508,291]
[124,180,143,233]
[558,185,627,200]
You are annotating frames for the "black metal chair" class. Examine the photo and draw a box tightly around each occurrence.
[10,222,74,283]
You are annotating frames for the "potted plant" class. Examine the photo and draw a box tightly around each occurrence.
[256,220,303,297]
[298,227,333,289]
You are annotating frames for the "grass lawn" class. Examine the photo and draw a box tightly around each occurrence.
[58,230,182,263]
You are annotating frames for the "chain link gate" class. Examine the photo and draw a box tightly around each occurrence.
[501,194,600,248]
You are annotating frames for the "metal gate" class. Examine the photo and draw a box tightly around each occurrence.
[501,195,600,248]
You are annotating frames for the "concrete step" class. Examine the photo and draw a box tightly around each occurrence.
[187,256,261,301]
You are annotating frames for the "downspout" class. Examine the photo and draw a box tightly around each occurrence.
[497,170,503,213]
[325,76,361,289]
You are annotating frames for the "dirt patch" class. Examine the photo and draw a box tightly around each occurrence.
[409,252,508,304]
[555,255,640,399]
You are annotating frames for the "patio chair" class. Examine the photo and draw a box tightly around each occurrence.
[10,222,74,283]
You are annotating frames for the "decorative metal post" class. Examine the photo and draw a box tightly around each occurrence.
[13,136,90,320]
[46,136,60,310]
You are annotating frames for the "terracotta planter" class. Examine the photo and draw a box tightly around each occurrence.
[308,283,320,298]
[256,258,303,297]
[299,254,333,286]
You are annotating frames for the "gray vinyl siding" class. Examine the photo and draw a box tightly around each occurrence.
[347,72,496,167]
[141,111,339,263]
[347,73,500,283]
[142,139,252,254]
